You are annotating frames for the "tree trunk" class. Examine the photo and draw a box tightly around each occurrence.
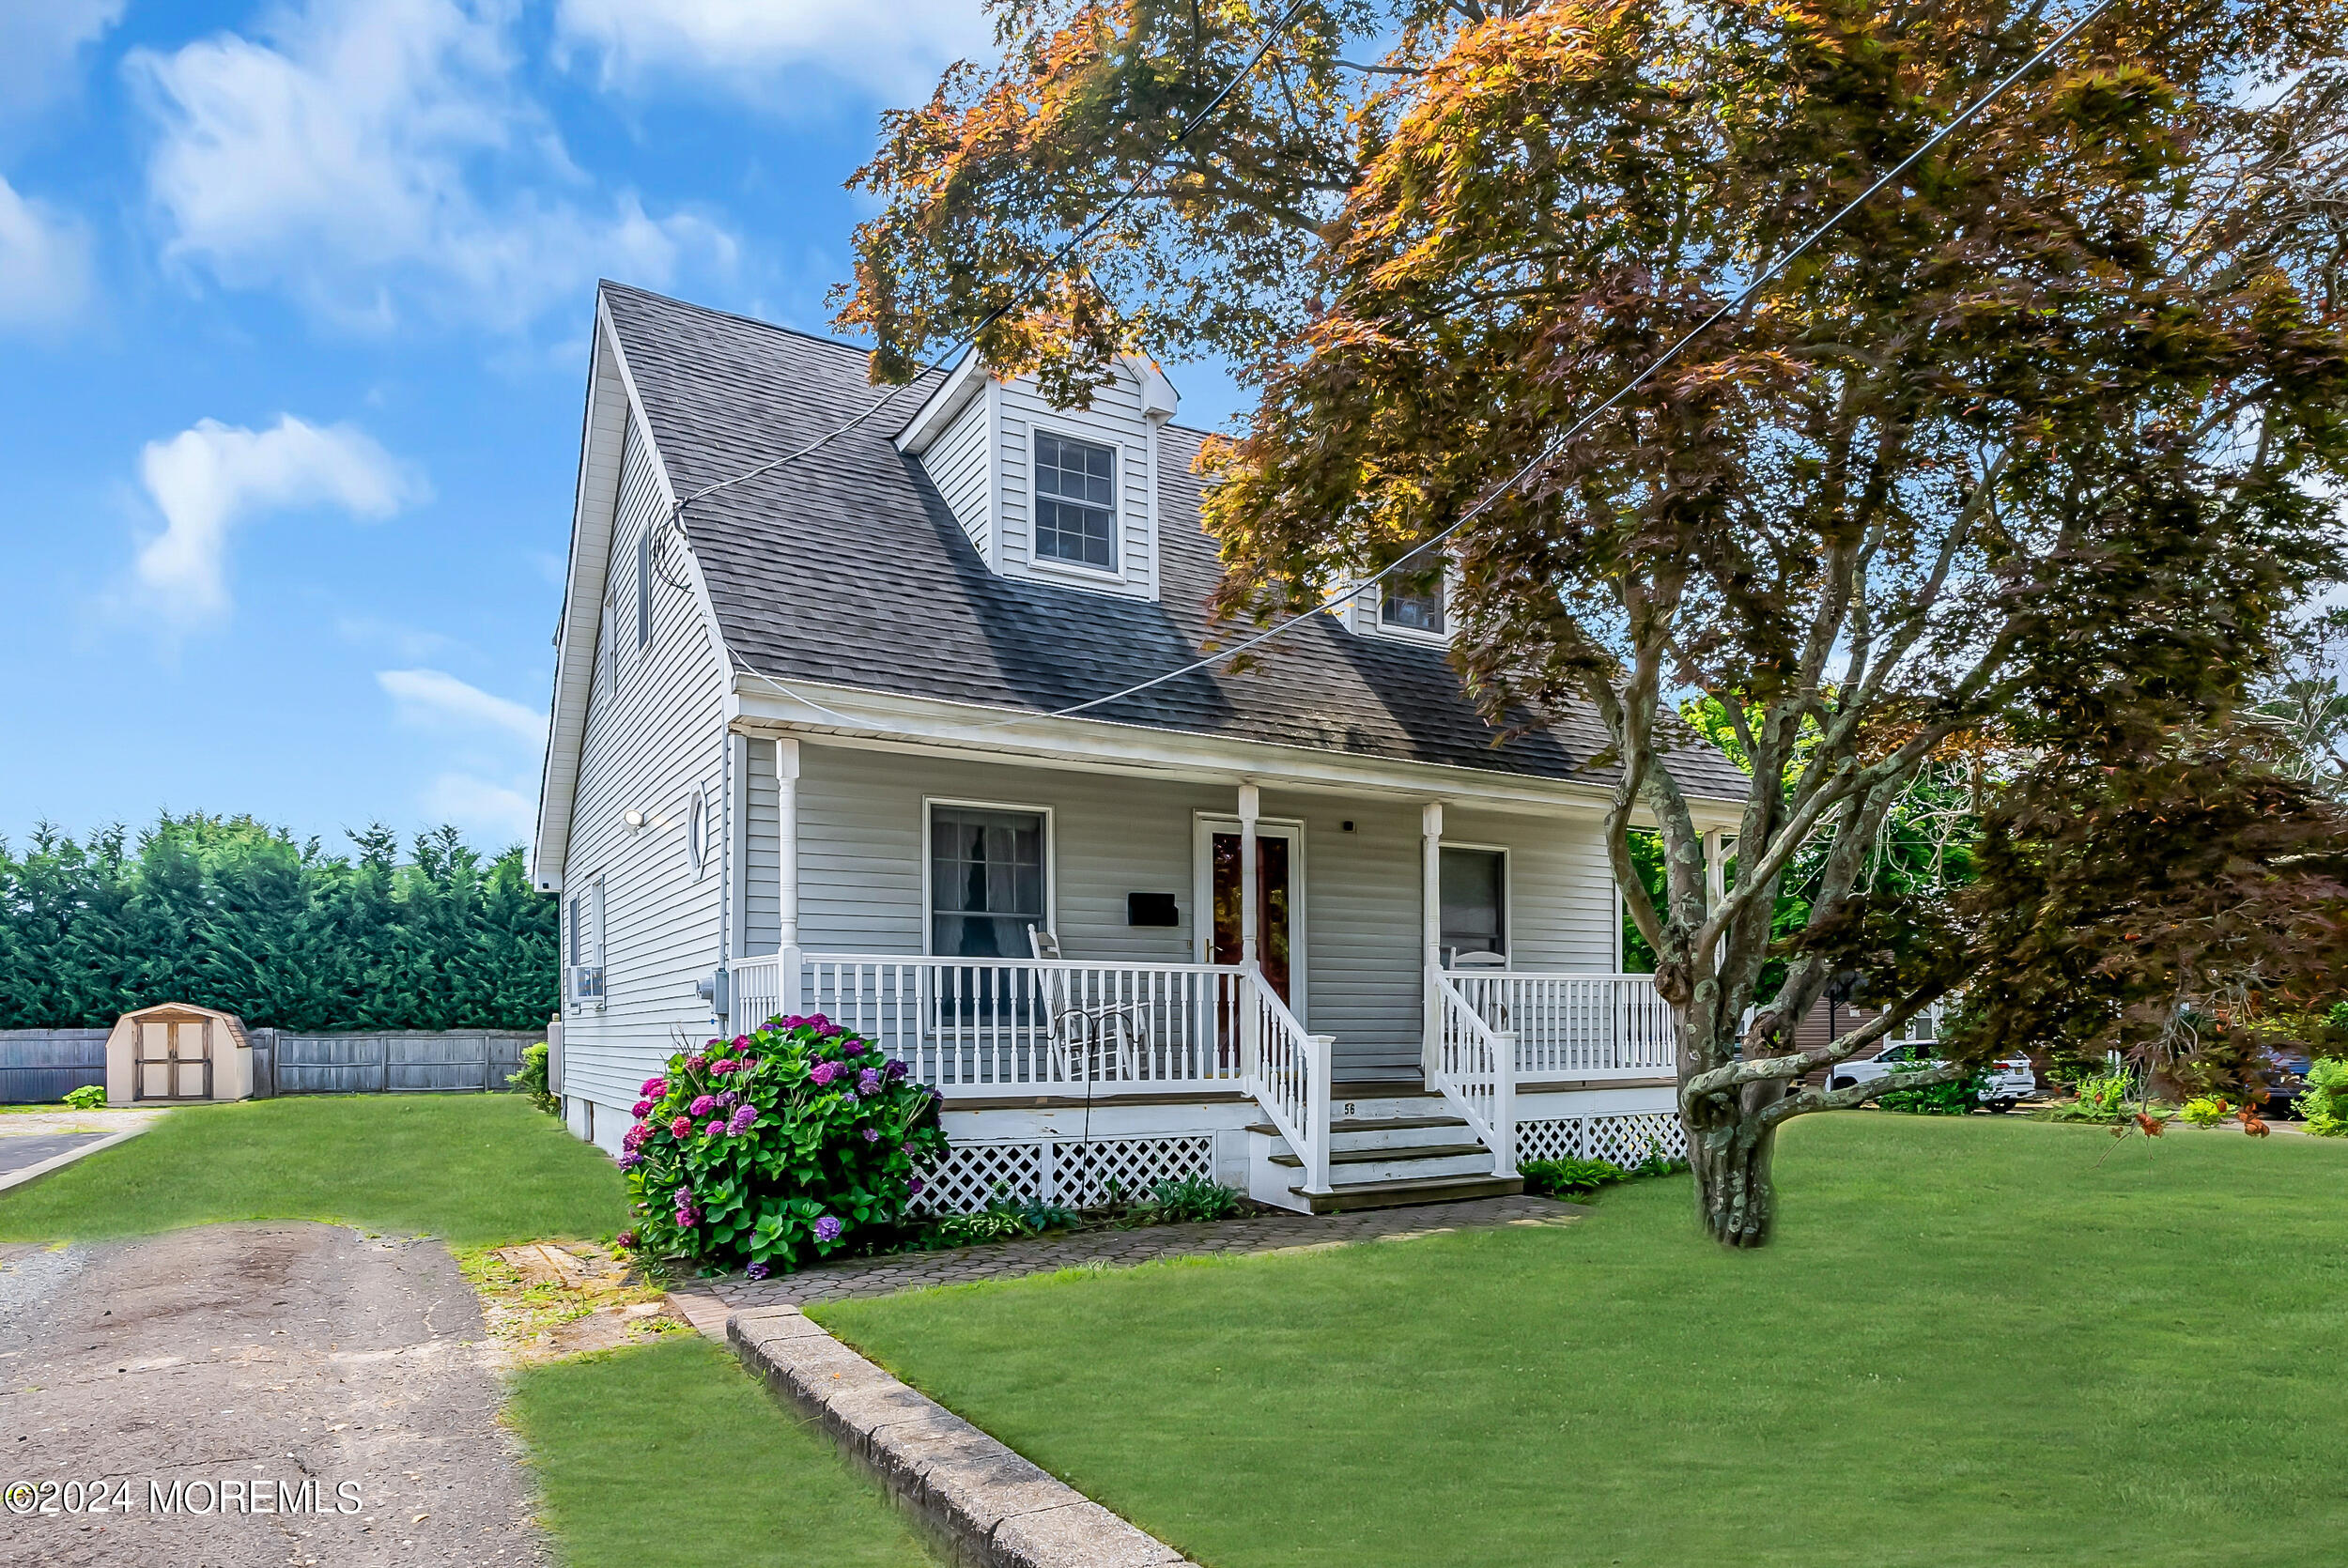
[1689,1113,1779,1248]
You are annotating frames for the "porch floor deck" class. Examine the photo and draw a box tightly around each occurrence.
[710,1193,1584,1310]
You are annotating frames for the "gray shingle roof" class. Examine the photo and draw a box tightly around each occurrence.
[601,283,1746,801]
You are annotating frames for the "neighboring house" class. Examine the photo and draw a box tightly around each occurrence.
[531,283,1746,1214]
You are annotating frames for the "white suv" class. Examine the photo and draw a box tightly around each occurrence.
[1829,1039,2037,1112]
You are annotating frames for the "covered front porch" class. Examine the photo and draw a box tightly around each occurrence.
[718,735,1690,1212]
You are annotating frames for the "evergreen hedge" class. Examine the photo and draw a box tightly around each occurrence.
[0,814,556,1032]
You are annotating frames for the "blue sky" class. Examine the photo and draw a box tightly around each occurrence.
[0,0,1248,855]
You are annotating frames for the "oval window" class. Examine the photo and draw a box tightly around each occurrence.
[687,788,708,877]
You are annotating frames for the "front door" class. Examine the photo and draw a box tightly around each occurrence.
[1197,819,1303,1010]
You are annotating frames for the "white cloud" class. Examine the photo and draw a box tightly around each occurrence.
[0,0,124,129]
[134,415,426,620]
[127,0,736,331]
[0,176,92,331]
[421,771,537,840]
[378,668,548,746]
[555,0,992,101]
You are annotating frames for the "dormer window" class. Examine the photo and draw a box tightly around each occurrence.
[1033,432,1117,571]
[1381,581,1445,635]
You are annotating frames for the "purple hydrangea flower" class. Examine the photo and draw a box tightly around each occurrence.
[617,1150,642,1170]
[727,1104,759,1136]
[883,1058,908,1082]
[808,1013,832,1031]
[640,1076,667,1097]
[703,1118,726,1137]
[672,1188,703,1228]
[669,1115,693,1139]
[809,1060,841,1087]
[688,1094,719,1117]
[719,1090,740,1109]
[908,1176,925,1195]
[841,1037,866,1057]
[746,1261,771,1281]
[813,1215,843,1243]
[857,1067,882,1096]
[622,1122,650,1152]
[863,1127,880,1144]
[686,1053,710,1074]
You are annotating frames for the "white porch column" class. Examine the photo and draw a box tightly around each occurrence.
[1237,782,1260,967]
[1702,826,1727,969]
[1421,801,1444,1086]
[777,736,802,1012]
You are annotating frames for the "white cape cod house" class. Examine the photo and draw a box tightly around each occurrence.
[532,283,1744,1214]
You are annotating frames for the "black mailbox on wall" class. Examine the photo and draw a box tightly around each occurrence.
[1126,892,1181,928]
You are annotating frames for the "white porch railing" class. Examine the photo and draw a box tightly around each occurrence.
[1430,969,1517,1176]
[1448,972,1676,1081]
[727,949,1332,1192]
[1245,973,1333,1195]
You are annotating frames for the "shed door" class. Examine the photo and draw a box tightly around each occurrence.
[136,1018,213,1100]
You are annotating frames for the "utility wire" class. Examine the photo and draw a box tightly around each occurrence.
[1026,0,2119,724]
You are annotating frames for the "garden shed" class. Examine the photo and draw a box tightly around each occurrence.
[104,1003,254,1103]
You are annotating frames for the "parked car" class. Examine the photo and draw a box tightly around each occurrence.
[2262,1050,2313,1118]
[1829,1040,2037,1111]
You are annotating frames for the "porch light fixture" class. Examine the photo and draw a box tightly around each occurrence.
[623,808,646,830]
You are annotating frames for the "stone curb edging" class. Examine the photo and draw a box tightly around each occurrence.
[727,1304,1199,1568]
[0,1125,150,1196]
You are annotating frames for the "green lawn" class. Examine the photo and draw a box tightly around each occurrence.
[507,1336,938,1568]
[817,1115,2348,1568]
[0,1094,624,1246]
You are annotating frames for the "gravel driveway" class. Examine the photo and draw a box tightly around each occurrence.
[0,1222,545,1567]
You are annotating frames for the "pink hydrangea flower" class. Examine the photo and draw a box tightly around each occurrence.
[640,1077,667,1097]
[809,1061,841,1087]
[731,1035,750,1051]
[631,1098,655,1116]
[703,1118,726,1137]
[670,1115,692,1139]
[708,1058,739,1076]
[688,1094,719,1117]
[622,1122,650,1152]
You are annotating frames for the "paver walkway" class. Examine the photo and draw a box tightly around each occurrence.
[712,1192,1583,1310]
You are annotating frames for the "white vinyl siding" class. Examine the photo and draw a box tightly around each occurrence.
[559,406,728,1137]
[921,388,994,562]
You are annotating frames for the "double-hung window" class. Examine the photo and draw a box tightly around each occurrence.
[1032,432,1117,571]
[929,806,1046,958]
[1381,578,1446,635]
[1439,847,1506,962]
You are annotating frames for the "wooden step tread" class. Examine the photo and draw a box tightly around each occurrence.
[1265,1142,1489,1169]
[1289,1173,1525,1213]
[1245,1115,1468,1138]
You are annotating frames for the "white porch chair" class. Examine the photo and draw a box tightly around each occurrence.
[1027,925,1137,1084]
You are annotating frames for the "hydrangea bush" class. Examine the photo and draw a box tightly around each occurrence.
[619,1014,945,1275]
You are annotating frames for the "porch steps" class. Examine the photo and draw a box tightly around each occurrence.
[1247,1083,1525,1213]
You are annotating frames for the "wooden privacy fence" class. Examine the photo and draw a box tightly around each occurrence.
[0,1029,110,1103]
[0,1027,544,1102]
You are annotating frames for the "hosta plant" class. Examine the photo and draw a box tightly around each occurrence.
[619,1014,945,1275]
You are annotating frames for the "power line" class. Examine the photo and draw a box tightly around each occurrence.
[1027,0,2120,725]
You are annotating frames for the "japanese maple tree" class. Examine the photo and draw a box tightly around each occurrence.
[844,0,2348,1244]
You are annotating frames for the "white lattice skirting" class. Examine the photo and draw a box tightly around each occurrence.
[915,1133,1218,1214]
[1518,1112,1688,1167]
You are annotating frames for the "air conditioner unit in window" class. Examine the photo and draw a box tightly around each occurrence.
[567,964,605,1002]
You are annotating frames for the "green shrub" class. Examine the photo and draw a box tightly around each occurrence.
[1522,1157,1630,1198]
[1879,1067,1988,1115]
[2302,1057,2348,1137]
[509,1042,558,1115]
[929,1194,1080,1245]
[620,1014,947,1275]
[2043,1069,2139,1123]
[2177,1095,2234,1127]
[62,1084,107,1111]
[1141,1176,1245,1223]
